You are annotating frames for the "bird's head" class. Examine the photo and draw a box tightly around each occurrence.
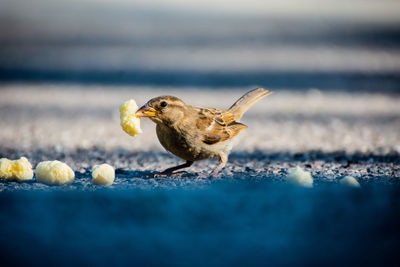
[136,96,186,125]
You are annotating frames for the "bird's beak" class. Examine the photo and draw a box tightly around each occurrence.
[135,104,157,117]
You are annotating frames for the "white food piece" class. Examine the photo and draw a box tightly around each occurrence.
[339,176,361,188]
[92,164,115,186]
[120,99,143,137]
[286,166,313,188]
[35,160,75,185]
[0,157,34,181]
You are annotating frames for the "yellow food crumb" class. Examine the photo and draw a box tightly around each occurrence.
[120,99,143,137]
[286,166,313,188]
[35,160,75,185]
[339,176,360,188]
[0,157,34,181]
[92,164,115,186]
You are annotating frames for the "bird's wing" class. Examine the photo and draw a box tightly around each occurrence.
[195,108,247,145]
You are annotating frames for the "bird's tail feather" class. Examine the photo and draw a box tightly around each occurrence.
[228,88,272,120]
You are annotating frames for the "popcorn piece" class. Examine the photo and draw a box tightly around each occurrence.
[339,176,360,188]
[35,160,75,185]
[92,164,115,186]
[0,157,34,181]
[286,166,313,188]
[0,158,12,179]
[120,99,143,137]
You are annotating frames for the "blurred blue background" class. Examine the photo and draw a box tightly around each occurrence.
[1,182,400,266]
[1,0,400,90]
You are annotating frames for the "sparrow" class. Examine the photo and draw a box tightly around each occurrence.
[136,88,272,176]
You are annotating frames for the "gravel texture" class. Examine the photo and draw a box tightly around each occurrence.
[0,84,399,190]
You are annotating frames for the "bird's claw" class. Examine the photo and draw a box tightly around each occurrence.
[153,173,168,178]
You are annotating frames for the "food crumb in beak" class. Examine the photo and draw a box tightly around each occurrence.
[120,99,143,136]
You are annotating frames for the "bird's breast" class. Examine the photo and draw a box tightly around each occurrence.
[155,123,221,161]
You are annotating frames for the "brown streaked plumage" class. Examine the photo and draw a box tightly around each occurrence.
[136,88,272,176]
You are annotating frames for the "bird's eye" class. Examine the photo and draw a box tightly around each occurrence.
[160,101,168,107]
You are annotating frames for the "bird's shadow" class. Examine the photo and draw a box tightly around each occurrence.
[115,168,156,179]
[114,168,198,180]
[75,168,165,180]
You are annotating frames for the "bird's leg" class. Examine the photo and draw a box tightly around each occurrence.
[158,161,194,176]
[209,153,228,177]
